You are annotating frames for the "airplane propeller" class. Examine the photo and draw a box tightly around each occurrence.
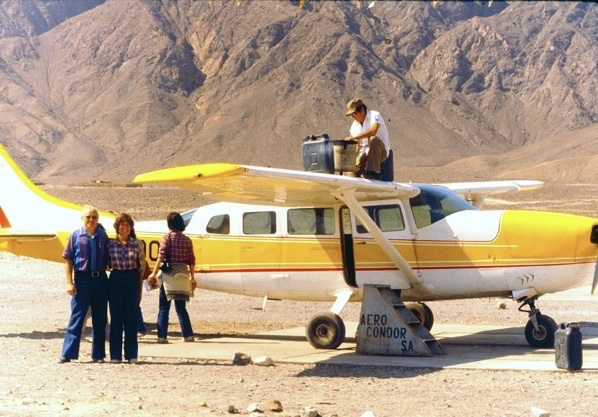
[592,258,598,296]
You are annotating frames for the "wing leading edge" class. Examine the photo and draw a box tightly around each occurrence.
[134,163,420,206]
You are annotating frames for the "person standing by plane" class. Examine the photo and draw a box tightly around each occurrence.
[107,213,144,364]
[147,212,196,344]
[59,205,109,363]
[345,98,391,180]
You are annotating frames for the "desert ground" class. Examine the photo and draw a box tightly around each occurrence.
[0,182,597,417]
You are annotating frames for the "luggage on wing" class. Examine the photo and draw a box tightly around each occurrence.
[302,134,357,175]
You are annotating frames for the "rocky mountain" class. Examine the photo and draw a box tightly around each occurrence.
[0,0,595,184]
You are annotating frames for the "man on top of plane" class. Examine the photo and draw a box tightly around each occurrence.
[345,98,391,180]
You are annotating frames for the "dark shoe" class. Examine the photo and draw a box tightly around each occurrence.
[58,357,71,363]
[92,358,105,363]
[157,337,168,344]
[363,171,382,180]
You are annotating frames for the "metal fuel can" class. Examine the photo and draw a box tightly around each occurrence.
[555,322,582,370]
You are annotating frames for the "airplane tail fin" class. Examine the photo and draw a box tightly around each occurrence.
[0,144,108,233]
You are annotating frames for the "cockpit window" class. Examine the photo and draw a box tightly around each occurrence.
[206,214,230,235]
[180,209,198,228]
[355,204,405,234]
[410,184,476,228]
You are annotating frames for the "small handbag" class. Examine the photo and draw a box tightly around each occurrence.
[158,236,171,272]
[159,260,170,272]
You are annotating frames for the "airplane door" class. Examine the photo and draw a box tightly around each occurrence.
[340,207,357,287]
[344,202,415,288]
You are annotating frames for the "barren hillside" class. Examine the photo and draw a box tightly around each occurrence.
[0,0,595,185]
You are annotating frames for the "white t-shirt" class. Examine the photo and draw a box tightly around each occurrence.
[349,110,390,156]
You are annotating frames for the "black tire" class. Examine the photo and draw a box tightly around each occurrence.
[525,313,557,348]
[406,302,434,331]
[421,302,435,331]
[305,312,346,349]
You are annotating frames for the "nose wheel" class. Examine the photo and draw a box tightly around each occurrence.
[519,297,557,348]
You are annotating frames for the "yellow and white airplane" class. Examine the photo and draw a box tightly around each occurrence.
[1,143,597,350]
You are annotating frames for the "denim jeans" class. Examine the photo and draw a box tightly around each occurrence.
[61,272,108,360]
[157,285,193,338]
[108,269,139,361]
[136,305,146,334]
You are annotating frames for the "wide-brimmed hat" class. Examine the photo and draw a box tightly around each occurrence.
[345,98,364,116]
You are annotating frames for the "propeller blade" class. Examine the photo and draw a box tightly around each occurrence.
[592,259,598,295]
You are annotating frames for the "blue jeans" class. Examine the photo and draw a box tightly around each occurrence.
[136,305,146,334]
[108,269,139,361]
[157,285,193,338]
[61,272,108,360]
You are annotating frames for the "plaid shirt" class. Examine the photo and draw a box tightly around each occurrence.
[159,231,195,265]
[107,238,142,270]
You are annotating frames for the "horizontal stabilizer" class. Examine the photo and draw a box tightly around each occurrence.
[0,229,57,240]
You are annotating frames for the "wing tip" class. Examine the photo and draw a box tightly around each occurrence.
[134,163,245,184]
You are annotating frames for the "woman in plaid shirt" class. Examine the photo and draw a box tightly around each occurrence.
[107,213,144,363]
[147,212,196,344]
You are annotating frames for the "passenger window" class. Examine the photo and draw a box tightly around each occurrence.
[206,214,230,235]
[287,208,335,235]
[355,205,405,234]
[243,211,276,235]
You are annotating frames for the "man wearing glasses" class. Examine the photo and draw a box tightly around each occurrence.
[345,98,392,180]
[59,205,109,363]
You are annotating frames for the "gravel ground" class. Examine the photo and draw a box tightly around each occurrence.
[0,182,596,417]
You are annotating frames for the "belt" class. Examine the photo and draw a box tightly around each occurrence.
[76,271,104,278]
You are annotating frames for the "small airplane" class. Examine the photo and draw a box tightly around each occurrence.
[1,143,597,350]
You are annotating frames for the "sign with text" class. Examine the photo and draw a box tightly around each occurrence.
[356,285,435,356]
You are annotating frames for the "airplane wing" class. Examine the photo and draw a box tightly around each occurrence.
[134,163,420,206]
[440,180,544,209]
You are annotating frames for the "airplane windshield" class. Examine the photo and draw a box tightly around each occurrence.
[180,209,198,227]
[410,184,476,229]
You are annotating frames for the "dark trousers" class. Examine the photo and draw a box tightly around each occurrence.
[355,136,388,175]
[61,272,108,360]
[136,305,146,334]
[108,269,140,361]
[157,285,193,338]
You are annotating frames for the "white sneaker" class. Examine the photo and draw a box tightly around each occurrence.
[184,336,194,342]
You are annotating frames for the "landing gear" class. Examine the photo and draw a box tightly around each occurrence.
[519,297,557,348]
[406,302,434,331]
[305,312,346,349]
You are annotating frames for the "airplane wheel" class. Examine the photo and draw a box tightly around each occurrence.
[525,313,557,348]
[421,303,434,331]
[406,302,434,331]
[305,312,346,349]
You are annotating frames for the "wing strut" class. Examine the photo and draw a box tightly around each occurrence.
[332,189,429,293]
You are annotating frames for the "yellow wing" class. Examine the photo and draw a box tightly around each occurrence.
[133,163,420,206]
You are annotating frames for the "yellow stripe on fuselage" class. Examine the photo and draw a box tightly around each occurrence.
[183,210,595,274]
